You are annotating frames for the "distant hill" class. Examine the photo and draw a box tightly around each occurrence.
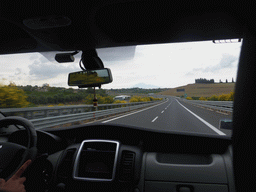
[107,87,168,96]
[132,83,159,89]
[158,83,235,97]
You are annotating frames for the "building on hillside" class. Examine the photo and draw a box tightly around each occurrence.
[114,95,131,101]
[176,89,185,92]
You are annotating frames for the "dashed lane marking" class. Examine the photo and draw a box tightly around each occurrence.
[152,116,158,122]
[102,99,169,123]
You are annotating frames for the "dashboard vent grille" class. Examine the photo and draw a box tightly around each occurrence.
[119,151,135,181]
[58,148,76,179]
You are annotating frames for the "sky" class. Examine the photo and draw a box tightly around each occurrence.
[0,40,242,89]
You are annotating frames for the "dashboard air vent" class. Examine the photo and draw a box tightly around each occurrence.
[119,151,135,181]
[58,148,76,178]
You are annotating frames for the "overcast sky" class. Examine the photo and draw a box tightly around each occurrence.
[0,40,242,89]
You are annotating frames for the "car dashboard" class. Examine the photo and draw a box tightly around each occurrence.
[8,124,234,192]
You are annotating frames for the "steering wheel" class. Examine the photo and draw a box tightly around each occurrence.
[0,116,37,180]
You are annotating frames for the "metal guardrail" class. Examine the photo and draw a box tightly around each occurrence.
[0,101,160,119]
[31,101,162,129]
[1,100,165,129]
[182,99,233,112]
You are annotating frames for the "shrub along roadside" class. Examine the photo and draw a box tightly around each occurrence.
[0,85,30,108]
[0,83,163,108]
[186,92,234,101]
[130,96,162,103]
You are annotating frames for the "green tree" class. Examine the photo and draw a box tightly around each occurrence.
[0,85,29,108]
[29,95,39,104]
[103,96,114,104]
[39,95,47,104]
[98,89,107,97]
[57,94,64,103]
[97,96,106,104]
[86,87,95,94]
[23,85,33,92]
[47,96,54,104]
[84,94,94,104]
[53,95,59,104]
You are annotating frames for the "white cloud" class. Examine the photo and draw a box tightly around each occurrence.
[28,59,79,80]
[0,40,242,88]
[101,41,241,88]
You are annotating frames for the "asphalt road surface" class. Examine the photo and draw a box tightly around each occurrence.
[100,96,232,137]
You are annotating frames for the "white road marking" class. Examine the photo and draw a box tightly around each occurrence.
[152,116,158,122]
[175,99,226,136]
[102,99,169,123]
[164,100,173,110]
[161,111,164,113]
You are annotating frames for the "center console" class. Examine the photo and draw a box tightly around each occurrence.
[73,140,120,181]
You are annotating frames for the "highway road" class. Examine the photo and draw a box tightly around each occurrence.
[99,96,232,136]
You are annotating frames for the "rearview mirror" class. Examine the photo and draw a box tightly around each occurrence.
[68,68,113,88]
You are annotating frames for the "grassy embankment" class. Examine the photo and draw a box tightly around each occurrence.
[158,83,235,99]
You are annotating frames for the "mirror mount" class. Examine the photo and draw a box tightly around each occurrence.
[80,49,104,70]
[55,51,79,63]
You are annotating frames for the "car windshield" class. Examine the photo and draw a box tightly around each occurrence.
[0,40,242,137]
